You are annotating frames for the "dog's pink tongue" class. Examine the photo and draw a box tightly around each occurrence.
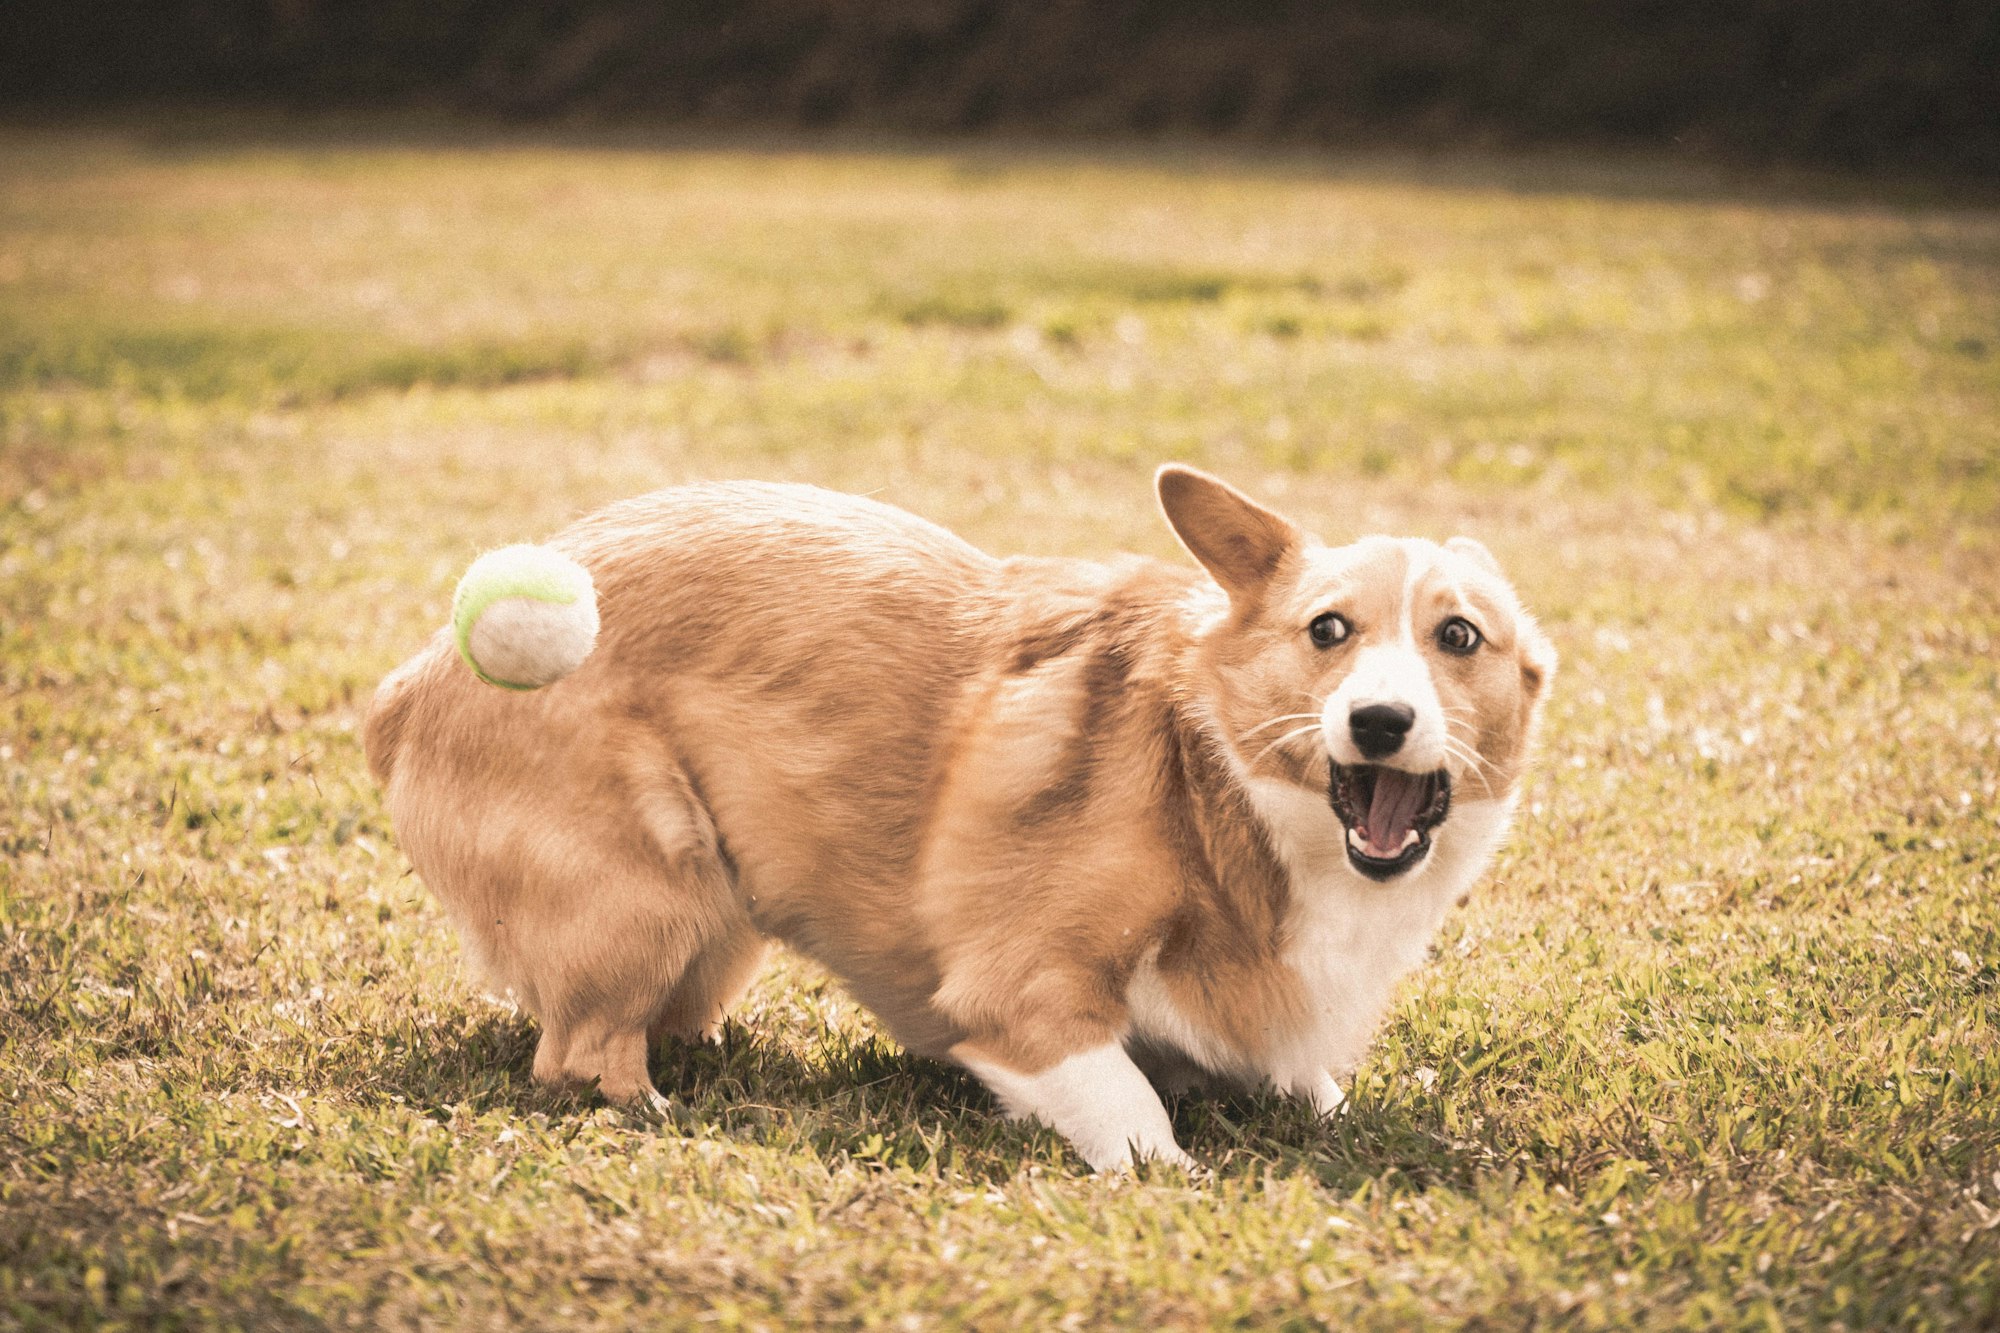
[1365,770,1428,858]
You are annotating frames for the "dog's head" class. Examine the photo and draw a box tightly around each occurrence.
[1158,465,1555,883]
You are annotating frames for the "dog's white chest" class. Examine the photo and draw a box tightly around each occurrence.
[1264,874,1455,1087]
[1126,786,1513,1099]
[1125,873,1448,1093]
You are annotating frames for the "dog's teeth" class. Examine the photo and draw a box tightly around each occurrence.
[1400,829,1420,851]
[1347,827,1367,851]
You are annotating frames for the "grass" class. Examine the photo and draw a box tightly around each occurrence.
[2,121,1999,1328]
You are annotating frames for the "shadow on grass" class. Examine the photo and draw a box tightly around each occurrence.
[358,1007,989,1142]
[1170,1083,1499,1193]
[358,1007,1489,1186]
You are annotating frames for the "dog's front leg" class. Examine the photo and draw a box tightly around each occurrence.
[1289,1071,1348,1118]
[953,1040,1193,1172]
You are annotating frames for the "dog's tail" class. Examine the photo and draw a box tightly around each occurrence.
[449,544,601,692]
[364,544,598,784]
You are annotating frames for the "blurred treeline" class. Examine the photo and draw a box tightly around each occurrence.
[7,0,1997,175]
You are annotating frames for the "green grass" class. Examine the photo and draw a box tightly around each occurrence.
[3,122,1999,1328]
[0,316,604,404]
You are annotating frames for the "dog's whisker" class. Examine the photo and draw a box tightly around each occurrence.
[1442,736,1497,783]
[1443,738,1488,769]
[1236,712,1323,743]
[1440,728,1486,758]
[1249,723,1324,769]
[1440,712,1489,744]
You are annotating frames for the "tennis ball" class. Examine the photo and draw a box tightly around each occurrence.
[450,544,599,690]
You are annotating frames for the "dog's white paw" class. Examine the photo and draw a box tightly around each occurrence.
[1091,1139,1198,1175]
[1305,1073,1348,1119]
[957,1040,1191,1176]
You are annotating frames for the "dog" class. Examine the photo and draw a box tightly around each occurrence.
[364,466,1554,1170]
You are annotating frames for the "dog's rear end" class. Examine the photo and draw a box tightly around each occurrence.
[363,482,996,1108]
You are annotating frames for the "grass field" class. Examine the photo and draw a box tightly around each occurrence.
[3,122,1999,1328]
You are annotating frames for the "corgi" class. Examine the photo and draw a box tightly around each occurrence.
[364,467,1554,1170]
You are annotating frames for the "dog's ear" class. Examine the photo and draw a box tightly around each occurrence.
[1449,535,1554,705]
[1156,465,1301,601]
[1517,613,1557,711]
[1445,535,1501,575]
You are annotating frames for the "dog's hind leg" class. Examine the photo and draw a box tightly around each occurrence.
[511,758,745,1111]
[652,918,770,1047]
[517,860,726,1111]
[523,875,743,1109]
[533,1012,660,1112]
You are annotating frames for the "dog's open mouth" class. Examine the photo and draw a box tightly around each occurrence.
[1328,764,1452,880]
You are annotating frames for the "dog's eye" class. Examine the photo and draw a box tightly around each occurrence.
[1437,617,1482,655]
[1308,612,1351,648]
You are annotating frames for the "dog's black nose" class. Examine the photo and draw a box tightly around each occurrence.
[1349,703,1415,759]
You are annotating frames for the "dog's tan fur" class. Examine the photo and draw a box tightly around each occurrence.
[366,467,1553,1167]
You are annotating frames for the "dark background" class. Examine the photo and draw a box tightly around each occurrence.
[7,1,1999,176]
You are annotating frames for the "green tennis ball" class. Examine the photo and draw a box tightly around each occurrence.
[450,544,599,690]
